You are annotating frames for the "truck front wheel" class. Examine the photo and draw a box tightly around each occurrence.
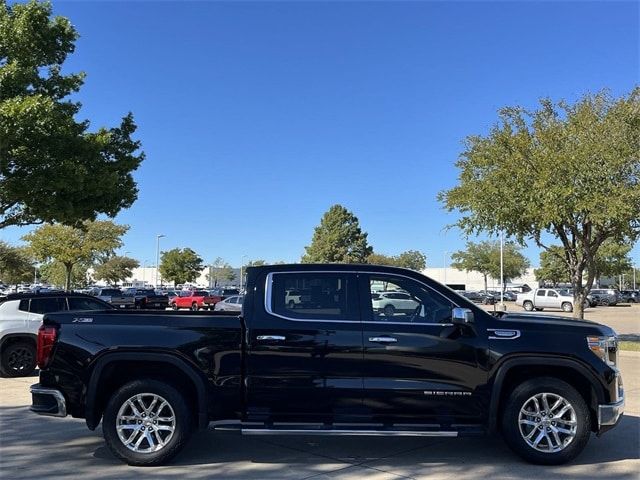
[103,379,192,466]
[501,377,590,465]
[561,302,573,313]
[523,301,534,311]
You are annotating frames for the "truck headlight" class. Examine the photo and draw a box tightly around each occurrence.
[587,335,618,366]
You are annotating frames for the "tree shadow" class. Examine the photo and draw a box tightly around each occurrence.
[1,405,638,479]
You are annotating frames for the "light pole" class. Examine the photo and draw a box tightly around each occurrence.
[634,262,637,290]
[155,235,165,287]
[240,255,247,291]
[443,251,449,285]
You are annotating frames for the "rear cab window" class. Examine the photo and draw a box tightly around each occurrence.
[268,272,358,321]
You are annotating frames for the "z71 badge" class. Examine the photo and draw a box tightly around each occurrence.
[72,317,94,323]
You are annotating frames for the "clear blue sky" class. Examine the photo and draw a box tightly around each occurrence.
[3,0,639,268]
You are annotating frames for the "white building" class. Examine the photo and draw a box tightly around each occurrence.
[421,267,539,292]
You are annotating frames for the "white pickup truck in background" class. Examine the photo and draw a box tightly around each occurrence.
[515,288,589,313]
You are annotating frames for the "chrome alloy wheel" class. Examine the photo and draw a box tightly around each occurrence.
[518,392,577,453]
[116,393,176,453]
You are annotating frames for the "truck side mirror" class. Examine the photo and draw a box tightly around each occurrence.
[452,307,474,325]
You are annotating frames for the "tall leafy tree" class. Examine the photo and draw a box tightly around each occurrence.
[0,0,144,229]
[39,260,90,289]
[0,241,34,285]
[367,250,427,271]
[207,257,236,287]
[534,246,570,287]
[450,240,530,292]
[159,248,203,285]
[302,205,372,263]
[93,256,139,286]
[23,220,128,290]
[439,89,640,318]
[592,239,633,285]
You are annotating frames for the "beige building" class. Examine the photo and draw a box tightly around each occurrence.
[421,267,539,292]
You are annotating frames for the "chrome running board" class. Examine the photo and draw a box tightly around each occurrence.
[241,428,458,437]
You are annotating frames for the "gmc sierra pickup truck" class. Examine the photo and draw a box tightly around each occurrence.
[30,264,624,467]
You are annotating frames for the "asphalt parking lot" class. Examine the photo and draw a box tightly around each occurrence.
[1,352,638,480]
[481,302,640,337]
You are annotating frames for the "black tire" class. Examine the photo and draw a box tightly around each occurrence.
[171,302,178,310]
[600,298,610,306]
[561,302,573,313]
[501,377,591,465]
[102,379,192,466]
[191,302,199,311]
[288,300,295,309]
[523,301,534,311]
[0,341,36,377]
[383,304,395,316]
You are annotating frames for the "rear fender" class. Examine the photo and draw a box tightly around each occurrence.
[84,352,209,430]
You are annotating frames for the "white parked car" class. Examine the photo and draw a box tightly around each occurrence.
[515,288,589,313]
[371,291,419,316]
[0,292,113,377]
[213,295,244,312]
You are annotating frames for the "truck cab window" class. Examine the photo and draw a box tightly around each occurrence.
[368,275,454,324]
[270,273,357,321]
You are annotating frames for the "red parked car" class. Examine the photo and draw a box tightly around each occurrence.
[170,290,216,311]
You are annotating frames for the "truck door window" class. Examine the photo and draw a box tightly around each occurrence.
[269,273,357,321]
[68,297,109,310]
[367,275,454,324]
[547,291,558,297]
[28,297,66,314]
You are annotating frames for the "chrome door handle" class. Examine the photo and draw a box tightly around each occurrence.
[256,335,286,341]
[368,336,398,343]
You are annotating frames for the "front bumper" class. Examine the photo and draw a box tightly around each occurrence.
[598,398,624,428]
[597,371,624,434]
[30,384,67,417]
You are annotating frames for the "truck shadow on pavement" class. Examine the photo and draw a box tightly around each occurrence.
[1,405,638,479]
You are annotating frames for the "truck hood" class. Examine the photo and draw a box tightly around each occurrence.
[498,312,616,336]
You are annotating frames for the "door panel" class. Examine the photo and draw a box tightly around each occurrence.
[246,272,364,422]
[360,274,488,424]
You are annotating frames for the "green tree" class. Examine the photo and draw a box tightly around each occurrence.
[23,220,128,290]
[302,205,373,263]
[367,252,397,266]
[439,89,640,318]
[93,256,139,286]
[395,250,427,271]
[534,246,570,287]
[450,240,530,292]
[592,239,633,285]
[0,241,34,285]
[0,0,144,229]
[159,248,203,286]
[367,250,427,271]
[39,260,90,289]
[207,257,236,287]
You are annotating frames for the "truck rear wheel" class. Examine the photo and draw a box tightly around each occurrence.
[0,341,36,377]
[501,377,590,465]
[102,379,192,466]
[561,302,573,313]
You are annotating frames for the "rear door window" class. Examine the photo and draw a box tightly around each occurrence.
[29,297,67,314]
[269,272,358,321]
[68,297,110,310]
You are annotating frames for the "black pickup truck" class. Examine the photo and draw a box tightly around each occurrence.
[30,264,624,467]
[122,288,169,310]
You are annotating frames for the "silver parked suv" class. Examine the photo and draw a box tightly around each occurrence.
[590,288,620,306]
